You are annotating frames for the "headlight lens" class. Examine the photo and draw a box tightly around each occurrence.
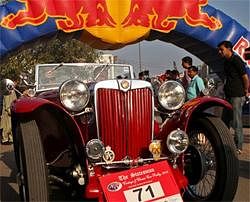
[166,129,189,154]
[158,80,185,110]
[60,80,89,112]
[85,139,105,161]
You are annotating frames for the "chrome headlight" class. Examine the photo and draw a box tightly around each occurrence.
[60,80,89,112]
[158,80,185,110]
[166,129,189,154]
[86,139,105,161]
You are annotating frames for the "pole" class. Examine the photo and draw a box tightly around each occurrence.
[139,42,142,72]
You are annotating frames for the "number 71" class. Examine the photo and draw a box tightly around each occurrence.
[133,185,155,201]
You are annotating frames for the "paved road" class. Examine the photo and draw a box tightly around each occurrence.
[1,129,249,201]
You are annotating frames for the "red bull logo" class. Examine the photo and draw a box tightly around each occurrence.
[233,36,250,66]
[1,0,116,32]
[123,0,222,31]
[0,0,222,43]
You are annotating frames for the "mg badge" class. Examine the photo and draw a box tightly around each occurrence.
[120,80,130,89]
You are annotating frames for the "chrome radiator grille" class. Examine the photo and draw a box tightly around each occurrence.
[95,80,153,160]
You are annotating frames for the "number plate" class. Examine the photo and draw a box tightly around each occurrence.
[99,161,182,202]
[124,181,164,201]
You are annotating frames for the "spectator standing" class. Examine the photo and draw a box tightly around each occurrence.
[243,47,250,93]
[138,70,151,81]
[0,93,2,112]
[0,88,17,144]
[181,56,192,89]
[186,66,205,100]
[217,41,249,154]
[0,90,3,138]
[158,73,167,83]
[171,70,181,83]
[244,47,250,60]
[138,71,144,80]
[143,70,151,82]
[0,78,4,138]
[165,69,173,80]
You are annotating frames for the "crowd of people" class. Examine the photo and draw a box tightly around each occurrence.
[138,55,206,101]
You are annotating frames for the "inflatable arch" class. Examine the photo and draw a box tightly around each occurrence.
[0,0,249,74]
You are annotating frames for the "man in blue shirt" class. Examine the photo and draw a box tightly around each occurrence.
[186,66,205,100]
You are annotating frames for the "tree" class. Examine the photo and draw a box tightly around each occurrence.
[0,37,102,81]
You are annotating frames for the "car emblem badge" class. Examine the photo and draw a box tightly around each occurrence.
[120,80,129,89]
[103,146,115,164]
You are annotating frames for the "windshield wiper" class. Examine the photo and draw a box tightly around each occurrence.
[47,63,64,75]
[94,64,110,81]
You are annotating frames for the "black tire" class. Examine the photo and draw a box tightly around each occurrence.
[183,116,239,201]
[16,120,49,201]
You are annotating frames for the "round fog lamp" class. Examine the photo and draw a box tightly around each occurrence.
[167,129,189,154]
[85,139,105,161]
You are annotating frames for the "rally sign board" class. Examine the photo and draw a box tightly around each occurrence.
[233,36,250,66]
[99,161,182,202]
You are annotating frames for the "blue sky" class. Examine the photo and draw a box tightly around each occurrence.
[104,0,250,76]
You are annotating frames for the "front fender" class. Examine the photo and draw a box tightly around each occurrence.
[160,96,232,135]
[11,96,61,113]
[11,96,87,165]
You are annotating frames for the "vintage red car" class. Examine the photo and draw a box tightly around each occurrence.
[4,63,238,201]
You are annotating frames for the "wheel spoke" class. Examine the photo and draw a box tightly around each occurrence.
[186,129,217,198]
[184,117,239,201]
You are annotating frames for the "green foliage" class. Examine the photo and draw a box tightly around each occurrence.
[0,38,101,81]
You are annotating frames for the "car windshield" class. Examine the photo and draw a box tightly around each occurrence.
[35,63,133,91]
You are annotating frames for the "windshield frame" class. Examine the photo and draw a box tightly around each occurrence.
[35,63,134,92]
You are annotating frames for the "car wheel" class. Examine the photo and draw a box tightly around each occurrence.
[16,120,49,201]
[183,116,239,201]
